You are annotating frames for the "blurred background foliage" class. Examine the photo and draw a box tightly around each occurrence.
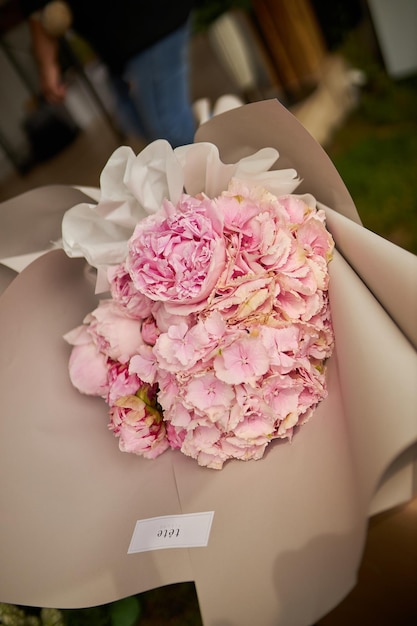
[328,28,417,254]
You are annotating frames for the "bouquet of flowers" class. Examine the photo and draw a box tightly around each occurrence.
[63,139,335,469]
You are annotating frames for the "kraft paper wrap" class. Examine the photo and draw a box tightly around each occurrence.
[0,101,416,626]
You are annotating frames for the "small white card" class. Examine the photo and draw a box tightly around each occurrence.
[128,511,215,554]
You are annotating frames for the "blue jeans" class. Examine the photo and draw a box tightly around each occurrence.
[109,22,195,148]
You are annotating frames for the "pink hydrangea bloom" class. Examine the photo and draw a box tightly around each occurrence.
[129,345,159,384]
[185,372,235,419]
[213,335,270,385]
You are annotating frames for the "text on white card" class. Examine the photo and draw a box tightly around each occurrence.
[128,511,215,554]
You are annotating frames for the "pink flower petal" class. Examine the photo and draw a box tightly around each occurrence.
[214,336,270,384]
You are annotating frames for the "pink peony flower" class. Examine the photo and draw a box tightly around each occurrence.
[126,194,226,312]
[109,394,168,459]
[151,302,193,333]
[68,340,109,397]
[108,263,155,319]
[86,299,144,363]
[65,325,109,397]
[166,422,186,449]
[141,316,160,345]
[107,361,141,406]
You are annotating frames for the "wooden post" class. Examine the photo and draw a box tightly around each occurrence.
[251,0,327,97]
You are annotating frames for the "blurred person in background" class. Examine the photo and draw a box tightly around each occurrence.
[21,0,196,147]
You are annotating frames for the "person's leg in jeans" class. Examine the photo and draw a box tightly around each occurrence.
[108,72,147,141]
[110,22,195,147]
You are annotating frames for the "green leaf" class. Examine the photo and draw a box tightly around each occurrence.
[109,597,141,626]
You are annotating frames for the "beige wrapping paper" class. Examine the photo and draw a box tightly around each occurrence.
[0,101,416,626]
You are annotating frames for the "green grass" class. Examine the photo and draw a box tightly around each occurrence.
[327,35,417,254]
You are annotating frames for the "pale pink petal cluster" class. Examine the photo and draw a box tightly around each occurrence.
[109,392,169,459]
[126,195,226,313]
[65,146,335,470]
[65,300,168,461]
